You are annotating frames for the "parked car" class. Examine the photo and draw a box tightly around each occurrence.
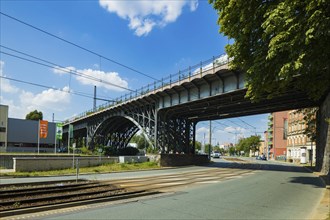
[57,147,68,153]
[256,155,267,160]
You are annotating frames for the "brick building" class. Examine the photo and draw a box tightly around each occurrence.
[267,111,288,160]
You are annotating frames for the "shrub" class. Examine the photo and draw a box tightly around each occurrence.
[104,146,139,156]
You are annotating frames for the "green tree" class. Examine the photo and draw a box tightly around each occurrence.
[130,134,151,149]
[296,107,318,141]
[25,110,43,120]
[229,146,236,156]
[210,0,330,102]
[204,143,212,154]
[236,135,261,155]
[194,141,202,151]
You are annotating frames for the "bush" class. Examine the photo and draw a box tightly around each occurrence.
[81,146,92,155]
[118,147,139,156]
[104,146,139,156]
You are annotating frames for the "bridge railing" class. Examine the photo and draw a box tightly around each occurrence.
[65,54,230,123]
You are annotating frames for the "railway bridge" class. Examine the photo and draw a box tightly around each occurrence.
[63,54,318,154]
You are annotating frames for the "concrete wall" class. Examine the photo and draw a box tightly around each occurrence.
[0,154,76,169]
[316,92,330,176]
[119,156,149,163]
[160,154,209,167]
[13,156,119,172]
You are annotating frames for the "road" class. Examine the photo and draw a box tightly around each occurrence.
[1,158,326,219]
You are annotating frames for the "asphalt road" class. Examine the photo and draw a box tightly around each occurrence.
[1,158,326,219]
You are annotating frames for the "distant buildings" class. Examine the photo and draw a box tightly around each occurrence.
[264,109,316,164]
[0,105,57,153]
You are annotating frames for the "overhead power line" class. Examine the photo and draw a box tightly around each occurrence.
[237,118,256,129]
[0,75,114,102]
[0,48,135,92]
[0,11,158,81]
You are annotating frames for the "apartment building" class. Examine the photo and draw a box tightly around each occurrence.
[286,110,316,164]
[267,111,289,160]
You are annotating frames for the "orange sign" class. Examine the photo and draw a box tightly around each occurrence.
[39,120,48,138]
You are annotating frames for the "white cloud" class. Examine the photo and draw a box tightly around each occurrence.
[224,126,246,133]
[1,60,72,119]
[1,87,71,119]
[53,66,76,75]
[20,86,71,112]
[53,66,128,92]
[76,69,128,92]
[0,97,23,118]
[0,60,19,93]
[99,0,198,36]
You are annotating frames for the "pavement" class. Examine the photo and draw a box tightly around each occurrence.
[1,157,329,219]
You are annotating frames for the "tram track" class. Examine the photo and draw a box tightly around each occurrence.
[0,163,258,218]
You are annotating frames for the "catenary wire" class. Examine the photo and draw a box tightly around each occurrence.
[0,75,114,102]
[0,50,135,93]
[0,11,158,81]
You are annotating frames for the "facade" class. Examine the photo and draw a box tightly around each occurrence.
[258,140,266,155]
[286,110,316,164]
[0,105,57,153]
[0,105,9,147]
[264,131,269,159]
[267,111,289,160]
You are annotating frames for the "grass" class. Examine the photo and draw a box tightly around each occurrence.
[0,161,160,177]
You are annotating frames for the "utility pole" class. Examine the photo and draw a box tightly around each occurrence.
[93,86,97,111]
[209,120,212,158]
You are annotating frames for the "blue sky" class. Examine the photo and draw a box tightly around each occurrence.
[0,0,268,145]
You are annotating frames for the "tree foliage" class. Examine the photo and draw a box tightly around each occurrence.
[296,107,318,141]
[210,0,330,101]
[130,134,151,149]
[25,110,43,120]
[236,135,261,154]
[104,146,139,156]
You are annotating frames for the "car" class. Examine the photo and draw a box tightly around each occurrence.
[260,155,267,160]
[57,147,68,153]
[213,151,221,158]
[256,155,267,160]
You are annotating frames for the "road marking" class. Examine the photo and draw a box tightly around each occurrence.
[197,181,221,184]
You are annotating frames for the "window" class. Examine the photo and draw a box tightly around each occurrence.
[0,127,6,132]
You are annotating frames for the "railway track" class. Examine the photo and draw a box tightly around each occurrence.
[0,163,258,218]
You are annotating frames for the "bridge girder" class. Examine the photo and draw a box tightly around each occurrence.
[63,61,318,155]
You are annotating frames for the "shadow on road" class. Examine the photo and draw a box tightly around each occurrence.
[289,176,325,188]
[205,159,310,173]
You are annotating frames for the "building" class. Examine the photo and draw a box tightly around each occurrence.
[258,140,266,156]
[267,111,289,160]
[286,110,316,164]
[0,105,57,153]
[0,105,9,148]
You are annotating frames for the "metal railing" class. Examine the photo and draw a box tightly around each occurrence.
[65,54,230,123]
